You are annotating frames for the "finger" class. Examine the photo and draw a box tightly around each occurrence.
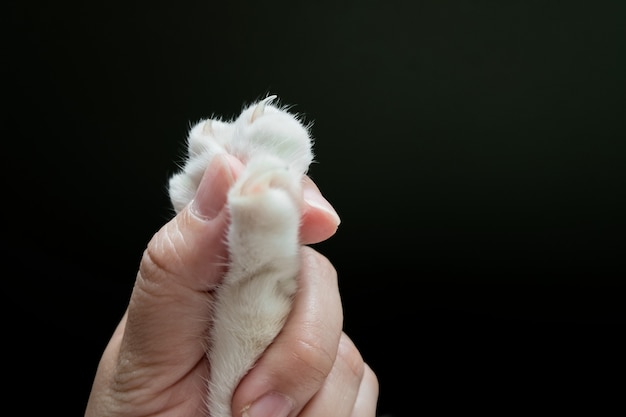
[232,247,343,417]
[300,176,341,244]
[298,333,369,417]
[84,312,127,416]
[116,154,244,388]
[351,364,379,417]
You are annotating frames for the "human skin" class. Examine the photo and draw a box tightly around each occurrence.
[84,154,379,417]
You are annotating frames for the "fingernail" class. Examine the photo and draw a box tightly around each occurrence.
[190,154,236,220]
[303,183,341,226]
[241,392,294,417]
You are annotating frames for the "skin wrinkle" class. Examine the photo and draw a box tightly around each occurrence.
[141,209,204,287]
[167,220,188,267]
[111,356,162,408]
[297,336,364,417]
[141,242,182,286]
[134,267,212,309]
[122,269,211,385]
[111,334,209,416]
[289,336,335,385]
[125,287,210,363]
[115,334,180,386]
[140,223,226,293]
[109,378,190,417]
[157,217,188,275]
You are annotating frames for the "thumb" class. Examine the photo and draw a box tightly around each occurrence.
[120,154,244,379]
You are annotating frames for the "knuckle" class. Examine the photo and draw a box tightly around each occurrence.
[289,333,336,385]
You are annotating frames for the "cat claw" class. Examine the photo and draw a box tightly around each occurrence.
[251,95,278,122]
[202,119,214,135]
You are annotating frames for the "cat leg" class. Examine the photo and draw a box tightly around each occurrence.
[205,155,303,417]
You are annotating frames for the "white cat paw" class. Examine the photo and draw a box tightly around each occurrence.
[224,155,303,277]
[228,155,302,230]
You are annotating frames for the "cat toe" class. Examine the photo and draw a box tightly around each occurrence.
[230,156,302,203]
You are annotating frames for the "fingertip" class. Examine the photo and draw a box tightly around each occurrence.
[351,363,380,417]
[300,177,340,244]
[302,177,341,225]
[190,154,245,220]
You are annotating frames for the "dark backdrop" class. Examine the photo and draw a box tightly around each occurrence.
[5,1,625,415]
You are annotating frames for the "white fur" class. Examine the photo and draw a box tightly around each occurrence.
[168,95,314,417]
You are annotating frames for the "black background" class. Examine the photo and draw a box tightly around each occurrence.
[5,1,625,415]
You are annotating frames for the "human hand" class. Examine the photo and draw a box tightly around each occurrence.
[84,154,379,417]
